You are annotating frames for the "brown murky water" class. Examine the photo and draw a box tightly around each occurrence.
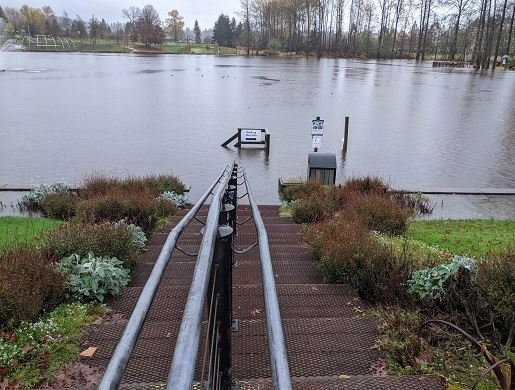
[1,52,514,217]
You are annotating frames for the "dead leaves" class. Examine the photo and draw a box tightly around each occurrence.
[79,347,97,358]
[0,378,21,390]
[37,363,101,390]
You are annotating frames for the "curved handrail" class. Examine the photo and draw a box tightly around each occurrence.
[242,169,292,389]
[98,165,230,390]
[166,162,235,389]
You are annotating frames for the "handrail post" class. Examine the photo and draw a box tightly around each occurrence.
[227,166,238,236]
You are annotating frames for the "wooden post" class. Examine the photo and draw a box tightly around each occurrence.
[342,116,349,152]
[236,129,242,147]
[265,133,271,156]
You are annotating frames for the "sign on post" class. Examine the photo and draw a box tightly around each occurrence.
[240,129,263,143]
[311,117,324,137]
[311,116,324,151]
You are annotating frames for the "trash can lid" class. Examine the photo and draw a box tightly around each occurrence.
[308,153,337,169]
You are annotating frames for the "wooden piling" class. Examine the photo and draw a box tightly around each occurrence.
[342,116,349,152]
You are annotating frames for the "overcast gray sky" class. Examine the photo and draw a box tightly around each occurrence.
[1,0,241,29]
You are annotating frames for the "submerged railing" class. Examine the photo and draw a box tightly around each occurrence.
[99,162,291,389]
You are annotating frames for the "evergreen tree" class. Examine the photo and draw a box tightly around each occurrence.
[194,20,201,43]
[213,14,234,47]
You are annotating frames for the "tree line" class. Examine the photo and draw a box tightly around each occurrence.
[237,0,514,68]
[1,2,513,67]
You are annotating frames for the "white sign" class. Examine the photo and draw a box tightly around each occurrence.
[312,136,322,149]
[311,118,324,136]
[241,129,263,143]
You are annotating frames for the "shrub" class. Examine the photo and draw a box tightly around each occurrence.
[40,194,78,220]
[341,176,390,196]
[20,183,71,212]
[476,247,515,346]
[279,180,325,203]
[115,220,147,250]
[160,191,190,209]
[0,248,65,328]
[42,222,140,269]
[392,192,436,215]
[81,174,186,199]
[57,253,130,302]
[305,215,414,304]
[286,186,349,224]
[139,175,186,195]
[75,191,176,235]
[343,194,412,235]
[289,197,331,224]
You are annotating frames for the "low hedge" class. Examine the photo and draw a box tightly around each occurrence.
[0,248,65,328]
[42,222,140,270]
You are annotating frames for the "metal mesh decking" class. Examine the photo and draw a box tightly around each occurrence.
[83,205,443,389]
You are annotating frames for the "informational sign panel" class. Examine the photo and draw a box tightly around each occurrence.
[312,136,322,149]
[311,117,324,137]
[241,129,263,143]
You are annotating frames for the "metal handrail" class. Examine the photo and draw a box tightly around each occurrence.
[242,169,292,390]
[166,162,235,389]
[98,165,231,390]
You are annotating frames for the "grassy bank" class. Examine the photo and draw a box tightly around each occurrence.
[409,219,515,259]
[0,216,61,253]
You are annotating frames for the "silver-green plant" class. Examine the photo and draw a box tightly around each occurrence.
[57,252,130,302]
[408,256,477,300]
[20,182,71,210]
[160,191,189,208]
[115,219,147,250]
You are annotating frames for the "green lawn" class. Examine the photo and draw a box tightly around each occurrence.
[0,216,61,253]
[408,219,514,259]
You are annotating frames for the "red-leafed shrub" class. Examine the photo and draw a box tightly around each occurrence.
[287,185,349,224]
[0,247,65,328]
[280,180,326,203]
[341,176,391,196]
[343,194,413,236]
[40,193,78,220]
[76,190,176,235]
[304,215,414,304]
[81,174,186,199]
[42,222,140,269]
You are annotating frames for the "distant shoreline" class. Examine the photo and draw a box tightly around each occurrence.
[3,44,514,69]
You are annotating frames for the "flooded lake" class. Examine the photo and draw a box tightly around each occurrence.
[0,52,514,217]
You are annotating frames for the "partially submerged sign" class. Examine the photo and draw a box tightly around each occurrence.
[221,128,270,155]
[240,129,263,143]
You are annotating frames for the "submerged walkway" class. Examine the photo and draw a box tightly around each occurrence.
[83,205,442,389]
